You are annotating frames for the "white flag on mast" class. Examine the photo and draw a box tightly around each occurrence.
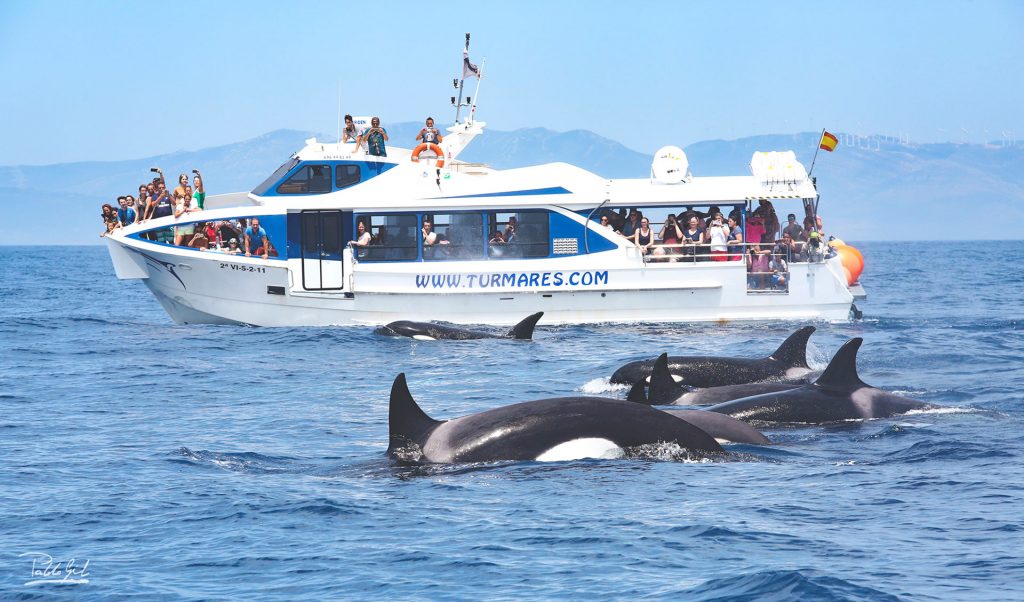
[463,48,481,79]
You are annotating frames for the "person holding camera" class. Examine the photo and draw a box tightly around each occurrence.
[705,212,730,262]
[658,214,682,259]
[355,117,389,157]
[192,169,206,209]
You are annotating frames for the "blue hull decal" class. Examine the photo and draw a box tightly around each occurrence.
[135,250,187,290]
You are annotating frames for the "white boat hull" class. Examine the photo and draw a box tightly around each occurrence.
[110,236,855,327]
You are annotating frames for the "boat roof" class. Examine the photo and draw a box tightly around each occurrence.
[253,120,819,211]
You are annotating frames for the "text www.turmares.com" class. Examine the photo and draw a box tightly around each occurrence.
[415,271,610,289]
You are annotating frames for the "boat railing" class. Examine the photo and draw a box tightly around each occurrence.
[638,240,829,265]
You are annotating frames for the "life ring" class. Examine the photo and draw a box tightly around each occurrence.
[411,143,445,168]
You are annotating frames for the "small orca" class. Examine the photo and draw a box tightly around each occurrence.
[707,338,939,425]
[627,354,803,405]
[610,326,815,387]
[387,373,724,464]
[660,409,771,445]
[624,380,771,444]
[376,312,543,341]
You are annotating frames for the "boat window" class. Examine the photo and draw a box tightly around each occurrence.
[356,213,419,261]
[488,210,550,258]
[251,157,300,196]
[335,164,361,190]
[132,216,285,258]
[276,164,332,195]
[422,213,484,261]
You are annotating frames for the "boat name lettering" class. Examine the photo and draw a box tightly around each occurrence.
[414,270,609,290]
[219,262,267,274]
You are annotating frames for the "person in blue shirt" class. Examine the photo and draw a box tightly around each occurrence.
[356,117,389,157]
[117,196,136,226]
[244,217,270,259]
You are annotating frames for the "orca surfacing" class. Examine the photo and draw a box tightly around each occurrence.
[387,373,724,464]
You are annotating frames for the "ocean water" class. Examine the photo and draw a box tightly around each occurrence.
[1,241,1022,600]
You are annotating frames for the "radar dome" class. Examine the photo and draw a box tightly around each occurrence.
[651,146,689,184]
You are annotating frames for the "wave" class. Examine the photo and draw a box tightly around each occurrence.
[167,447,310,474]
[677,568,902,601]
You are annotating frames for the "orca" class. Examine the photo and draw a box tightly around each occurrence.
[628,353,803,405]
[624,380,770,444]
[387,373,724,464]
[660,409,771,445]
[609,326,816,387]
[707,338,939,425]
[376,312,543,341]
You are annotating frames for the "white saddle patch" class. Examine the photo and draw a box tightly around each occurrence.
[535,438,624,462]
[412,335,436,341]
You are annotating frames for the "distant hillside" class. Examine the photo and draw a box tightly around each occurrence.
[1,126,1022,244]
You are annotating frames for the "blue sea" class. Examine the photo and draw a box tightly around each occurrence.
[1,241,1022,600]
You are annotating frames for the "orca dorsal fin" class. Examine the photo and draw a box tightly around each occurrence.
[388,373,442,451]
[768,325,815,368]
[648,352,684,404]
[506,312,544,339]
[814,338,869,389]
[626,380,649,404]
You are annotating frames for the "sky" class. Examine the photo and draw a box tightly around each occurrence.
[2,0,1023,166]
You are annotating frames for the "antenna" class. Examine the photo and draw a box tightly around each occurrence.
[336,80,342,144]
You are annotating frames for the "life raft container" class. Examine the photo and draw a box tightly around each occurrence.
[411,143,445,168]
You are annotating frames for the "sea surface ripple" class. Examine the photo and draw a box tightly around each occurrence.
[1,242,1022,600]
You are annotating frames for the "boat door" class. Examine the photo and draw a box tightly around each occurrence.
[299,210,350,290]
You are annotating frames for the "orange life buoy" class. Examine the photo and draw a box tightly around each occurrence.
[411,143,445,168]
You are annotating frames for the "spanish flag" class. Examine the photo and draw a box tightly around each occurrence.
[819,131,838,152]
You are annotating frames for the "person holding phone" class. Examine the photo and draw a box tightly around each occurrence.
[705,212,730,262]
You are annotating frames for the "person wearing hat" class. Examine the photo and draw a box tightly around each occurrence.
[224,237,242,255]
[782,213,806,242]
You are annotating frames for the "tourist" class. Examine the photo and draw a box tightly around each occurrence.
[117,196,136,226]
[223,238,242,255]
[504,216,518,242]
[187,222,210,249]
[621,210,640,237]
[416,117,443,145]
[769,252,789,290]
[100,203,119,236]
[682,216,703,262]
[774,232,803,262]
[705,212,729,261]
[342,114,363,145]
[782,213,805,241]
[173,173,189,198]
[192,170,206,209]
[244,217,271,259]
[748,243,772,289]
[633,217,655,256]
[356,117,388,157]
[173,193,199,246]
[726,216,744,261]
[422,220,439,246]
[658,215,682,258]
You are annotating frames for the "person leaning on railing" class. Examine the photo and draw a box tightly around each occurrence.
[727,217,744,261]
[681,217,703,262]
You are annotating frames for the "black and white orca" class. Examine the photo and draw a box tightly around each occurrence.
[707,338,939,425]
[628,353,803,405]
[624,380,771,444]
[610,326,816,387]
[376,312,543,341]
[387,373,724,464]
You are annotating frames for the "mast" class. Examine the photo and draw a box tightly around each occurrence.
[452,33,481,124]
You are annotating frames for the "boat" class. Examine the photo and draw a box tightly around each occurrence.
[104,49,865,327]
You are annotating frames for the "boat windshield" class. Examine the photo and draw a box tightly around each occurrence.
[251,157,301,196]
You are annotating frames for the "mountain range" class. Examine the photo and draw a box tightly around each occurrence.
[2,125,1022,244]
